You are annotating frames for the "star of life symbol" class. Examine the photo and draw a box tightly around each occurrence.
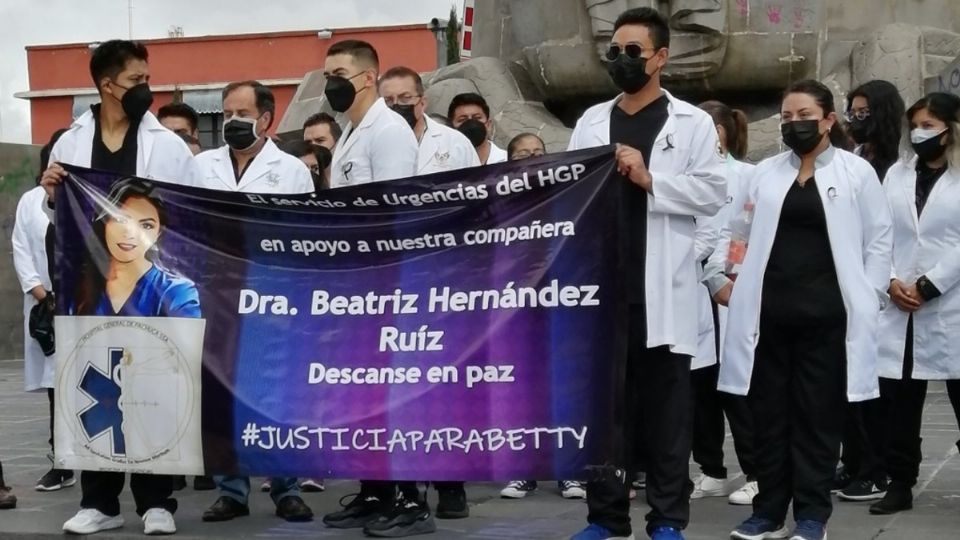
[77,347,128,456]
[60,318,200,466]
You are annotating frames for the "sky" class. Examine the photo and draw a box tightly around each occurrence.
[0,0,464,144]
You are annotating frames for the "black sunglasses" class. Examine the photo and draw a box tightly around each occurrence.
[605,43,652,62]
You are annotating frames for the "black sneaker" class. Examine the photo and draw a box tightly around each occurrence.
[323,493,388,529]
[499,480,537,498]
[869,487,913,515]
[839,478,887,501]
[193,476,217,491]
[276,495,314,522]
[363,498,436,537]
[35,469,75,492]
[202,496,251,522]
[0,486,16,510]
[436,486,469,519]
[831,466,853,494]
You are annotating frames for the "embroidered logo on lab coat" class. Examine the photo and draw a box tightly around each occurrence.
[434,151,450,166]
[265,173,280,187]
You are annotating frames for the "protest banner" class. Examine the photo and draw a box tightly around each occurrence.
[53,147,624,480]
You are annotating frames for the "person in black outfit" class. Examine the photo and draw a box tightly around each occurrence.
[870,92,960,516]
[835,80,906,501]
[0,460,16,509]
[567,7,728,540]
[724,80,892,540]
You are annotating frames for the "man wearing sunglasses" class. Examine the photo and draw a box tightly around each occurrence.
[566,7,727,540]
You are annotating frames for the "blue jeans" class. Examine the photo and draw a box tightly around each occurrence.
[216,476,298,506]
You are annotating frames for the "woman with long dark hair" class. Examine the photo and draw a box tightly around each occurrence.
[719,80,892,540]
[845,80,906,181]
[870,92,960,515]
[71,179,199,318]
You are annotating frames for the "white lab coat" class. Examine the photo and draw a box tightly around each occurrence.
[12,186,54,392]
[330,98,418,188]
[417,116,481,174]
[568,90,727,356]
[878,158,960,380]
[692,218,718,370]
[193,138,314,194]
[49,110,196,184]
[718,147,893,401]
[701,158,757,358]
[485,142,508,165]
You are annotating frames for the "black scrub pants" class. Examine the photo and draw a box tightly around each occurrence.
[748,317,846,525]
[691,363,756,480]
[840,396,887,484]
[0,459,5,487]
[586,305,693,536]
[881,317,960,490]
[80,472,176,517]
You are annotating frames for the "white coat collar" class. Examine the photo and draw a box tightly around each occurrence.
[65,109,167,171]
[337,98,391,158]
[589,89,688,145]
[208,138,284,191]
[788,144,837,170]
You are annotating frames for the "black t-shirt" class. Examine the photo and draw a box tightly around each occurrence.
[916,162,947,216]
[609,94,669,304]
[90,104,139,176]
[762,177,845,324]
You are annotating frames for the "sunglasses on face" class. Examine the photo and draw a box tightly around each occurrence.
[605,43,653,62]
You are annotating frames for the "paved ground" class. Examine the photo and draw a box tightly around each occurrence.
[1,356,959,539]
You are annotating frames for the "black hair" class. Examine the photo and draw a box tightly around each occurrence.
[613,7,670,50]
[39,128,69,177]
[699,101,749,160]
[327,39,380,71]
[302,112,343,142]
[157,102,200,133]
[89,40,149,89]
[380,66,426,95]
[507,133,546,159]
[847,80,905,178]
[278,138,317,159]
[77,179,166,315]
[783,79,851,150]
[907,92,960,168]
[447,92,490,122]
[222,81,276,128]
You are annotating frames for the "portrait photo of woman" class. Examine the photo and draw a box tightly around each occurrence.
[70,178,200,319]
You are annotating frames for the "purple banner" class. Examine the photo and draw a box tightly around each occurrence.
[54,147,624,480]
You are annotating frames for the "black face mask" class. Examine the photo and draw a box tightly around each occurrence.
[457,119,487,147]
[912,134,948,163]
[222,117,260,151]
[781,120,825,155]
[607,55,652,95]
[324,74,364,113]
[391,103,418,129]
[115,82,153,120]
[848,117,872,145]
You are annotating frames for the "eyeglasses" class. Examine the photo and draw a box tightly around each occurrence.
[844,109,870,122]
[384,94,422,107]
[511,150,545,160]
[604,43,652,62]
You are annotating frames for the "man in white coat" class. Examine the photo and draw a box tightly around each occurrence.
[192,82,313,195]
[195,80,314,525]
[323,40,418,189]
[565,8,726,540]
[378,66,480,175]
[447,93,508,165]
[38,39,197,537]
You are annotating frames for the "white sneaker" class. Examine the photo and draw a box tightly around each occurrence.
[142,508,176,535]
[729,480,760,505]
[690,473,740,499]
[63,509,124,534]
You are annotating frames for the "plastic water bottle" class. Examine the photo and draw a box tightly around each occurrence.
[725,202,754,280]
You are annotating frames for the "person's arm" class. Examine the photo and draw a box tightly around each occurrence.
[857,164,894,308]
[12,196,47,301]
[290,159,316,194]
[165,282,202,319]
[704,165,756,298]
[371,123,418,182]
[647,114,727,218]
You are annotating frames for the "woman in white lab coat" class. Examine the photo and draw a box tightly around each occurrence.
[870,92,960,516]
[689,101,758,505]
[12,129,77,492]
[720,80,892,540]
